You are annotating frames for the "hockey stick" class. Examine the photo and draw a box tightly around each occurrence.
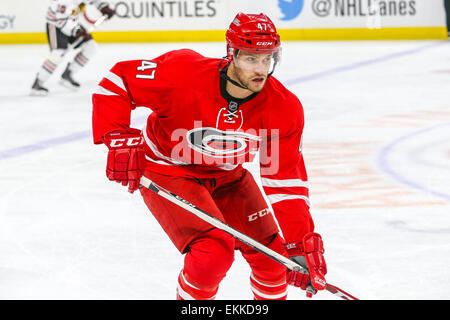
[139,175,358,300]
[71,14,108,48]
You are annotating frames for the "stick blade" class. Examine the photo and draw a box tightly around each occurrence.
[326,284,359,300]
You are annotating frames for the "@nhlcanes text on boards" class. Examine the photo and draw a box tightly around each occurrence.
[312,0,417,17]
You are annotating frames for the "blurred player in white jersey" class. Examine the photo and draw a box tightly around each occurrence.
[30,0,115,95]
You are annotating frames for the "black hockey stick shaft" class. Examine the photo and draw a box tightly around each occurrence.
[140,176,358,300]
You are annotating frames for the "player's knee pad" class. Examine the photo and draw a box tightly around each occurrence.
[46,49,66,65]
[71,40,97,72]
[241,233,287,281]
[79,39,98,59]
[183,228,235,289]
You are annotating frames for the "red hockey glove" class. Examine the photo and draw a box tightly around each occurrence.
[99,3,116,19]
[103,128,145,193]
[285,232,327,298]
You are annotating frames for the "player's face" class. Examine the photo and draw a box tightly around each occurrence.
[232,51,274,92]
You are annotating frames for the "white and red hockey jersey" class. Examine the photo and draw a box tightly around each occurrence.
[92,49,315,244]
[46,0,104,36]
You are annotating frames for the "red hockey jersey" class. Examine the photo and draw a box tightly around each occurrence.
[92,49,314,244]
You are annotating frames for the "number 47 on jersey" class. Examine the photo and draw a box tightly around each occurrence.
[136,61,157,79]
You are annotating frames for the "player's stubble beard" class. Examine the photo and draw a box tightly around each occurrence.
[228,63,267,96]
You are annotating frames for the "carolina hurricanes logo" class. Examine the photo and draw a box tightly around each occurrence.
[186,127,260,159]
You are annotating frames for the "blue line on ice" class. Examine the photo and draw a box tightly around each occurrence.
[0,131,91,160]
[283,41,447,86]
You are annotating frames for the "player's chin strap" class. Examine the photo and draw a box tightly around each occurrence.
[218,56,278,91]
[139,175,359,301]
[218,58,248,90]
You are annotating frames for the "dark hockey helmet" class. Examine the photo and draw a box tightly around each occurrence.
[225,12,281,61]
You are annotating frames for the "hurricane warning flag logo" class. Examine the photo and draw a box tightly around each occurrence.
[278,0,304,21]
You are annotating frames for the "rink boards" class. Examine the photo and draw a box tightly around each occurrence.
[0,0,448,43]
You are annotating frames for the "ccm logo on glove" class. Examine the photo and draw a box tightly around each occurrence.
[109,136,144,148]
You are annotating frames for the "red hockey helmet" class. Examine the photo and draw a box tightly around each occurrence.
[225,12,281,61]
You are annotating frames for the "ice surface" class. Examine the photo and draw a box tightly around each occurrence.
[0,40,449,300]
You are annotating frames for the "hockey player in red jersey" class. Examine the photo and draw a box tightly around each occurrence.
[31,0,115,95]
[92,12,327,300]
